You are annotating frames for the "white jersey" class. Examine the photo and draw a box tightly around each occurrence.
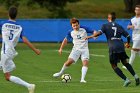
[130,17,140,40]
[1,20,23,57]
[66,28,89,49]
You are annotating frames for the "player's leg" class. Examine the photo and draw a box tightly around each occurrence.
[0,61,2,70]
[122,41,140,69]
[80,49,89,83]
[129,40,140,65]
[53,49,80,77]
[111,63,131,87]
[53,58,75,77]
[80,60,88,83]
[122,60,140,86]
[129,49,138,65]
[122,49,137,69]
[110,53,130,87]
[4,72,35,93]
[120,52,140,86]
[2,54,35,93]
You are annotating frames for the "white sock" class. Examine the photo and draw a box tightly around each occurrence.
[59,64,68,74]
[81,66,88,81]
[9,76,31,88]
[129,50,136,65]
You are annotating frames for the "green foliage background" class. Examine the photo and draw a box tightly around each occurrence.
[0,0,135,19]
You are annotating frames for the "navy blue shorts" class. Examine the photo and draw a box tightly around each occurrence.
[109,52,129,65]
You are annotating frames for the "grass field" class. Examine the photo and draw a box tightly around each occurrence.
[0,43,140,93]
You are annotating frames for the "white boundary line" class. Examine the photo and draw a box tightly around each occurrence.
[53,50,106,57]
[36,79,136,83]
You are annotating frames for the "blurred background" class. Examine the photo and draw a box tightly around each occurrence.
[0,1,140,93]
[0,0,139,42]
[0,0,139,18]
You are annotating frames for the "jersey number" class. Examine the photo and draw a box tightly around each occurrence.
[112,27,117,36]
[9,30,14,40]
[77,35,81,39]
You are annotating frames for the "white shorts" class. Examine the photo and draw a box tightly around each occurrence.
[68,48,89,62]
[1,53,16,73]
[132,40,140,49]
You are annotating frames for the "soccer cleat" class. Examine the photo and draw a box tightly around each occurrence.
[123,78,131,87]
[135,78,140,86]
[80,80,87,83]
[53,72,62,78]
[122,66,127,70]
[28,84,35,93]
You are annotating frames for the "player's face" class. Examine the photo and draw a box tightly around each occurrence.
[107,14,112,22]
[135,7,140,15]
[72,22,79,31]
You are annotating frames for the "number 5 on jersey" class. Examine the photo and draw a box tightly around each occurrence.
[9,30,14,40]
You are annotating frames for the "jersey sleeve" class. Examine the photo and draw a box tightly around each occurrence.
[99,24,106,34]
[65,31,72,41]
[121,26,130,37]
[80,25,94,33]
[128,20,132,25]
[0,21,3,34]
[20,28,25,38]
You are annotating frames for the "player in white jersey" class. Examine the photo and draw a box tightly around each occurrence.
[53,18,94,83]
[0,6,40,93]
[123,5,140,69]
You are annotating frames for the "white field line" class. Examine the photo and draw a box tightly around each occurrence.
[0,79,120,84]
[36,79,135,83]
[53,50,105,57]
[0,79,134,84]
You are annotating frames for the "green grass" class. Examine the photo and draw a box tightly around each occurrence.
[0,0,134,18]
[0,43,140,93]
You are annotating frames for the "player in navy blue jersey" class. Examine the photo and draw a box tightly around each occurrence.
[85,12,140,87]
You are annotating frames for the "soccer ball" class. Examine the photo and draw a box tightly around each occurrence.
[61,74,71,83]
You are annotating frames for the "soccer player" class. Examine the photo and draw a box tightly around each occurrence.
[53,18,94,83]
[122,5,140,69]
[0,6,40,93]
[85,12,140,87]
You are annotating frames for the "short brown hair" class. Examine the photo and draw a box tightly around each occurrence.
[9,6,18,19]
[70,18,79,25]
[135,5,140,8]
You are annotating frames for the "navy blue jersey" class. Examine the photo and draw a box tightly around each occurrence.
[100,22,129,54]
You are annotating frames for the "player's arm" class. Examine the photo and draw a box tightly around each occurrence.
[127,25,135,30]
[125,35,131,48]
[59,38,68,55]
[127,20,134,30]
[81,25,98,39]
[122,27,131,48]
[85,31,102,40]
[22,36,41,55]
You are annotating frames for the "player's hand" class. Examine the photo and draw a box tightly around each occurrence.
[125,43,130,48]
[58,48,62,55]
[35,49,41,55]
[84,36,91,40]
[127,25,135,30]
[84,37,89,40]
